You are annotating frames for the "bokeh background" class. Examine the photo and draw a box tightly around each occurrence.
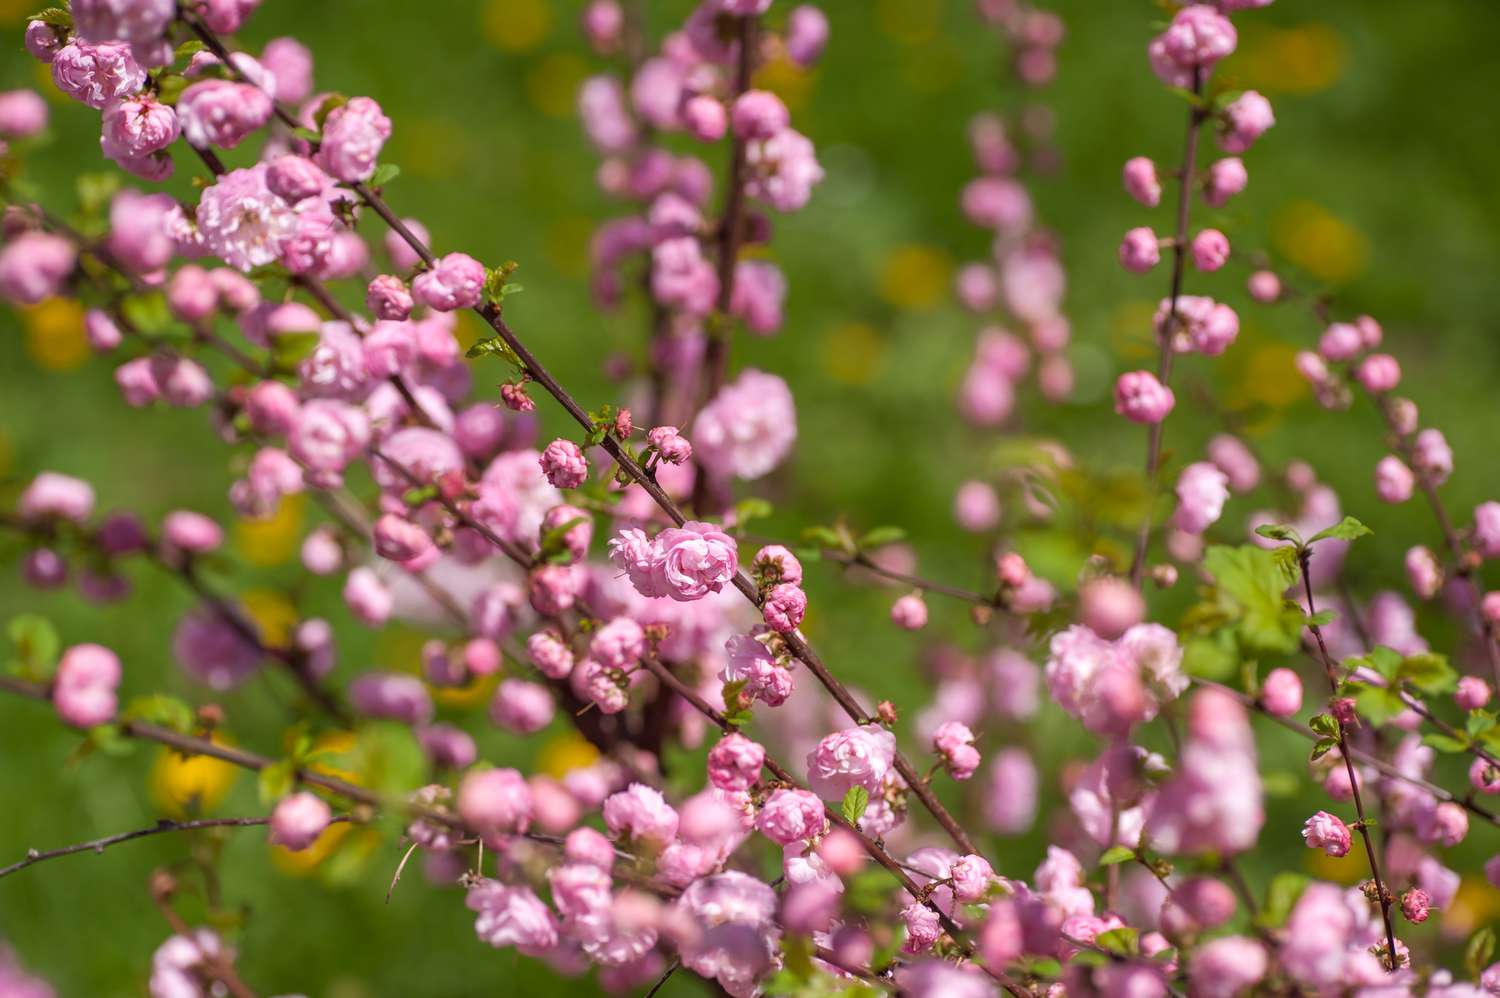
[3,0,1500,994]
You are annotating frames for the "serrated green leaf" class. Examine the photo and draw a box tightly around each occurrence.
[1467,710,1497,738]
[369,163,400,187]
[1397,652,1456,695]
[1308,516,1372,545]
[1098,846,1136,866]
[840,786,869,827]
[1201,545,1304,656]
[1309,712,1339,738]
[1309,736,1337,762]
[1253,523,1301,545]
[30,7,72,28]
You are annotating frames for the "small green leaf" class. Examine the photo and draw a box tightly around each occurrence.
[734,497,773,525]
[30,8,72,28]
[155,73,189,106]
[1309,713,1339,738]
[1253,523,1301,545]
[1467,710,1497,739]
[311,93,348,130]
[1259,872,1311,929]
[840,786,869,827]
[271,330,322,367]
[1422,733,1470,754]
[257,759,296,807]
[801,526,847,551]
[369,163,400,187]
[1397,652,1457,695]
[8,614,59,677]
[857,526,906,550]
[539,516,588,559]
[1309,737,1338,762]
[1353,683,1406,726]
[1098,846,1136,866]
[120,694,194,734]
[1308,516,1372,545]
[174,39,206,58]
[1095,927,1139,957]
[1307,609,1337,627]
[1468,926,1496,980]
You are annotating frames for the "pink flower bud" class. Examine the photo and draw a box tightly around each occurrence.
[1301,811,1350,857]
[162,510,223,554]
[1260,668,1302,718]
[53,643,121,728]
[1220,90,1274,153]
[603,783,678,844]
[540,438,588,488]
[756,788,826,845]
[491,678,556,734]
[1114,370,1175,424]
[527,630,575,680]
[343,566,393,626]
[1374,455,1415,504]
[1413,428,1453,486]
[0,231,76,306]
[1484,592,1500,627]
[707,733,766,792]
[934,721,981,780]
[786,6,830,66]
[1457,678,1493,711]
[1355,353,1402,393]
[20,472,95,523]
[458,767,532,837]
[890,593,928,631]
[1190,228,1230,271]
[682,95,726,142]
[1247,269,1281,303]
[1119,227,1161,273]
[25,22,64,62]
[647,425,692,464]
[1400,888,1430,924]
[1318,322,1363,362]
[1406,545,1443,600]
[901,903,943,953]
[954,480,1001,532]
[1421,801,1468,847]
[0,89,50,138]
[1122,156,1161,207]
[1203,157,1247,207]
[762,582,807,633]
[165,265,218,321]
[23,548,68,589]
[269,792,332,852]
[816,828,866,876]
[177,80,272,150]
[731,90,789,141]
[1078,577,1145,639]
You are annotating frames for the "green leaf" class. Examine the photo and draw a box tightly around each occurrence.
[800,525,847,551]
[271,330,322,368]
[734,497,773,526]
[539,516,588,560]
[1309,736,1338,762]
[840,786,869,827]
[1309,712,1340,738]
[257,759,296,807]
[154,73,189,106]
[1253,523,1301,545]
[311,93,348,130]
[857,526,906,549]
[1259,872,1311,929]
[30,8,72,28]
[369,163,400,187]
[76,173,121,216]
[1308,516,1372,545]
[1397,652,1456,695]
[352,722,427,796]
[7,614,59,677]
[1352,645,1403,681]
[1095,927,1139,957]
[1423,733,1470,754]
[1353,683,1406,726]
[1098,846,1136,866]
[1201,545,1304,656]
[1467,710,1497,739]
[1306,609,1337,627]
[174,39,206,58]
[1181,634,1237,681]
[1468,926,1496,981]
[120,694,194,734]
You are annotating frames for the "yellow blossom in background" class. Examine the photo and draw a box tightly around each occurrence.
[820,322,885,386]
[453,311,484,354]
[234,493,305,567]
[150,736,239,817]
[270,818,354,875]
[1442,877,1500,940]
[376,625,429,674]
[1271,200,1368,284]
[481,0,551,52]
[1109,301,1160,362]
[1227,339,1307,419]
[239,588,299,647]
[1306,844,1362,884]
[543,215,595,279]
[755,57,815,113]
[22,299,89,372]
[306,730,362,785]
[527,54,588,118]
[876,0,943,45]
[433,671,498,711]
[1227,23,1348,96]
[878,244,951,311]
[538,730,599,780]
[0,0,33,23]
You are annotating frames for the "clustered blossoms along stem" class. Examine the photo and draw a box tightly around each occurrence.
[4,0,1500,996]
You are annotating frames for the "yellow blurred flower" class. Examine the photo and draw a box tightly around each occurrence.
[755,56,815,114]
[1442,876,1500,940]
[234,493,305,567]
[527,54,588,118]
[433,671,498,711]
[820,322,885,386]
[538,730,600,779]
[238,589,299,647]
[270,817,355,875]
[1227,340,1307,417]
[22,299,89,372]
[1306,845,1362,884]
[481,0,551,52]
[1227,24,1347,96]
[878,244,952,310]
[1271,200,1368,284]
[150,735,239,817]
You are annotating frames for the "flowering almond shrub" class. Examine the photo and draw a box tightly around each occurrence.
[1,1,1498,996]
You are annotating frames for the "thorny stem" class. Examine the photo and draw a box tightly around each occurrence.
[1129,70,1207,588]
[1298,548,1401,970]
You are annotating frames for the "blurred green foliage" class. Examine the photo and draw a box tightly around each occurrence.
[3,0,1500,994]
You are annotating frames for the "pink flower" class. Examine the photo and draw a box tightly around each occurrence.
[673,872,780,996]
[1188,937,1268,998]
[162,510,223,554]
[195,164,297,272]
[0,232,76,306]
[707,733,765,792]
[900,903,943,953]
[19,472,95,523]
[490,678,555,734]
[412,252,486,311]
[949,854,995,903]
[890,593,928,630]
[985,747,1037,834]
[650,236,718,316]
[268,792,331,852]
[756,788,826,845]
[466,880,558,955]
[1149,5,1237,87]
[177,80,271,149]
[1457,677,1492,712]
[1247,269,1280,302]
[609,521,738,602]
[692,369,797,480]
[962,176,1033,232]
[1356,353,1401,393]
[458,767,532,837]
[1203,157,1247,207]
[806,725,897,801]
[291,399,370,476]
[1113,370,1175,424]
[53,643,122,728]
[1122,156,1161,207]
[1119,227,1160,272]
[590,617,645,671]
[51,42,146,109]
[745,127,824,212]
[70,0,175,44]
[1406,545,1442,600]
[1191,228,1231,271]
[261,37,313,104]
[198,0,262,34]
[603,783,679,845]
[316,96,391,183]
[933,721,980,780]
[540,438,588,488]
[729,260,787,334]
[1400,888,1429,925]
[722,632,795,707]
[762,582,806,633]
[173,606,263,689]
[1260,667,1303,718]
[786,5,830,66]
[1144,688,1263,854]
[365,274,413,321]
[731,90,789,141]
[1413,428,1453,485]
[1220,91,1275,153]
[1301,810,1351,857]
[527,630,575,680]
[1172,461,1230,534]
[1473,501,1500,558]
[1375,455,1415,504]
[0,89,49,138]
